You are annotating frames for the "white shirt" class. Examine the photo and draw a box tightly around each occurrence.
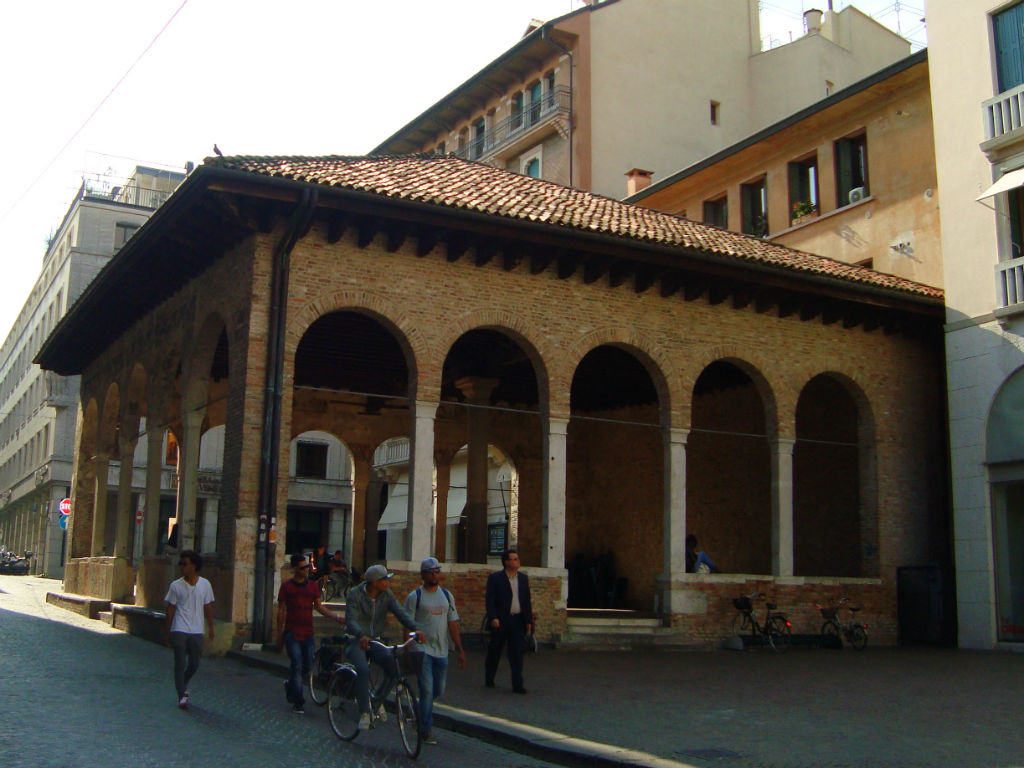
[165,576,215,634]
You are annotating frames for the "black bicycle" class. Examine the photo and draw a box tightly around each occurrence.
[308,634,348,706]
[731,592,792,652]
[319,571,352,603]
[818,597,869,651]
[327,633,421,758]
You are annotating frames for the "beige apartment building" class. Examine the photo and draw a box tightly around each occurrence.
[374,0,911,200]
[627,51,942,290]
[928,0,1024,649]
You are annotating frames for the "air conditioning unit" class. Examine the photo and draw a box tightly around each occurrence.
[848,186,867,204]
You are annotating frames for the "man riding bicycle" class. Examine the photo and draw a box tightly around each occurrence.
[344,564,424,731]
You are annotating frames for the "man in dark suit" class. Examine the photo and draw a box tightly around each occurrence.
[484,548,532,694]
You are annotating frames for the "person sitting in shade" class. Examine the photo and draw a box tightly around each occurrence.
[685,534,718,573]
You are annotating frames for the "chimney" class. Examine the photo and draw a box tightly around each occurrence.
[804,9,823,34]
[625,168,653,197]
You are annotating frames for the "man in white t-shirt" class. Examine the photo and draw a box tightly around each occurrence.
[164,549,215,710]
[405,557,465,745]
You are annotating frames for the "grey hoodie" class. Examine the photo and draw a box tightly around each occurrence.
[345,582,418,638]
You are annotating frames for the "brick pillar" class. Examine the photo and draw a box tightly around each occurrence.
[90,454,109,557]
[662,428,688,579]
[542,417,568,568]
[434,457,451,560]
[178,411,203,551]
[350,448,371,571]
[408,401,438,562]
[143,428,164,555]
[772,437,796,576]
[113,432,138,559]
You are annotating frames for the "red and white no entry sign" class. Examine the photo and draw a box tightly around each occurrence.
[59,498,72,515]
[136,509,143,524]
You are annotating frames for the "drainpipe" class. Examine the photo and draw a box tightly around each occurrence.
[541,26,574,188]
[252,187,318,644]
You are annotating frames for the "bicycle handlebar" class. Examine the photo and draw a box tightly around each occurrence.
[368,632,420,652]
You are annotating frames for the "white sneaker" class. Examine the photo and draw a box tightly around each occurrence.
[178,695,189,710]
[375,703,387,723]
[358,712,371,731]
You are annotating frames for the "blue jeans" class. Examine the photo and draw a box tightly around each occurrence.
[415,653,448,734]
[284,632,314,706]
[346,638,399,714]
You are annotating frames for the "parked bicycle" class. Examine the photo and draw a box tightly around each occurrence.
[308,634,348,705]
[327,633,421,759]
[319,571,351,603]
[731,592,792,652]
[818,597,868,651]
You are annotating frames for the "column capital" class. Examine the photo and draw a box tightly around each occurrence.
[666,427,690,445]
[548,416,569,435]
[775,437,797,454]
[414,400,439,420]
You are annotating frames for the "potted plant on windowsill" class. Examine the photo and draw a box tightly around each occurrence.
[790,200,818,227]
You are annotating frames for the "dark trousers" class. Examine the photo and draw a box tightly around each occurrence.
[485,614,526,690]
[169,631,203,698]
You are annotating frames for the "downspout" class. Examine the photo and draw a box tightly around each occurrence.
[541,26,574,188]
[252,187,319,643]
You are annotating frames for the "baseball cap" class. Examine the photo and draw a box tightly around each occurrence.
[364,564,393,582]
[420,557,441,573]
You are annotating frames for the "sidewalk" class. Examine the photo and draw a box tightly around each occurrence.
[230,641,1024,768]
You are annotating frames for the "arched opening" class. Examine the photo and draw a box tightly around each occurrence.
[794,374,863,577]
[988,366,1024,642]
[688,361,771,575]
[293,310,412,567]
[437,328,542,565]
[567,345,664,610]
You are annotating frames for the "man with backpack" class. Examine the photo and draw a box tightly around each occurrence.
[405,557,466,745]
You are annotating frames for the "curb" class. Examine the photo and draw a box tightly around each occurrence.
[225,649,695,768]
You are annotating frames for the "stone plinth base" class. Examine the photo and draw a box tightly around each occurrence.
[63,557,136,603]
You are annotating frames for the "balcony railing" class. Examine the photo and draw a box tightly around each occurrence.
[983,83,1024,141]
[996,255,1024,307]
[453,86,571,162]
[374,438,410,467]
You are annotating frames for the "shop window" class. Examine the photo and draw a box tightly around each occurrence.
[296,441,328,479]
[703,195,728,229]
[835,133,869,207]
[741,177,768,237]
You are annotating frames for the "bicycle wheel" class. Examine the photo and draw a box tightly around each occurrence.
[394,681,421,759]
[327,669,361,741]
[308,647,332,706]
[821,620,842,649]
[850,624,868,651]
[767,615,792,653]
[731,611,752,638]
[325,578,339,602]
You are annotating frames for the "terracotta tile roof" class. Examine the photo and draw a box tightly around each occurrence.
[206,154,943,300]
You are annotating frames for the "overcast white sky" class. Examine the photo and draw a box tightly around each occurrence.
[0,0,925,340]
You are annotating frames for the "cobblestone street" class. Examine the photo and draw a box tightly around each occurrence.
[0,576,557,768]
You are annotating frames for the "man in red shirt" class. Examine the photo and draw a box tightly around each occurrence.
[276,553,345,713]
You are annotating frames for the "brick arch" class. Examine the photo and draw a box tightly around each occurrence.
[431,308,553,415]
[183,311,229,414]
[97,381,121,457]
[122,362,148,421]
[80,396,99,459]
[563,327,676,424]
[681,345,782,438]
[286,289,427,399]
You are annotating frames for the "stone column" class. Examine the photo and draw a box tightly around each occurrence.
[662,428,688,579]
[113,432,139,559]
[408,401,438,562]
[143,428,164,555]
[434,457,452,560]
[90,454,109,557]
[771,437,796,577]
[350,447,371,571]
[542,416,569,569]
[177,411,204,551]
[455,378,497,563]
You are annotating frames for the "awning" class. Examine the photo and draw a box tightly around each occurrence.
[377,489,409,531]
[977,168,1024,200]
[446,487,467,526]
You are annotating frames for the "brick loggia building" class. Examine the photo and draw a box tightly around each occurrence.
[36,155,947,645]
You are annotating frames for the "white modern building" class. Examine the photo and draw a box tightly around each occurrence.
[928,0,1024,648]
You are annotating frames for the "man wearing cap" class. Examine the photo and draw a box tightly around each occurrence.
[405,557,466,745]
[345,564,425,731]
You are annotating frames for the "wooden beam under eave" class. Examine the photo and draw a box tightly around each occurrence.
[822,307,843,326]
[634,266,657,294]
[582,257,609,284]
[556,255,576,280]
[608,262,631,288]
[683,281,707,302]
[732,290,754,310]
[707,284,730,306]
[754,293,776,314]
[475,243,495,267]
[356,220,378,249]
[327,215,347,244]
[660,274,682,298]
[416,229,438,257]
[501,251,520,271]
[777,299,800,319]
[800,303,822,322]
[446,237,467,263]
[386,226,407,254]
[529,253,552,275]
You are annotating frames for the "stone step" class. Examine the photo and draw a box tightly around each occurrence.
[553,631,703,651]
[98,610,114,626]
[566,616,663,630]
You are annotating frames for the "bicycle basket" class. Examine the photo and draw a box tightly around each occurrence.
[732,596,752,611]
[399,648,424,675]
[820,607,836,620]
